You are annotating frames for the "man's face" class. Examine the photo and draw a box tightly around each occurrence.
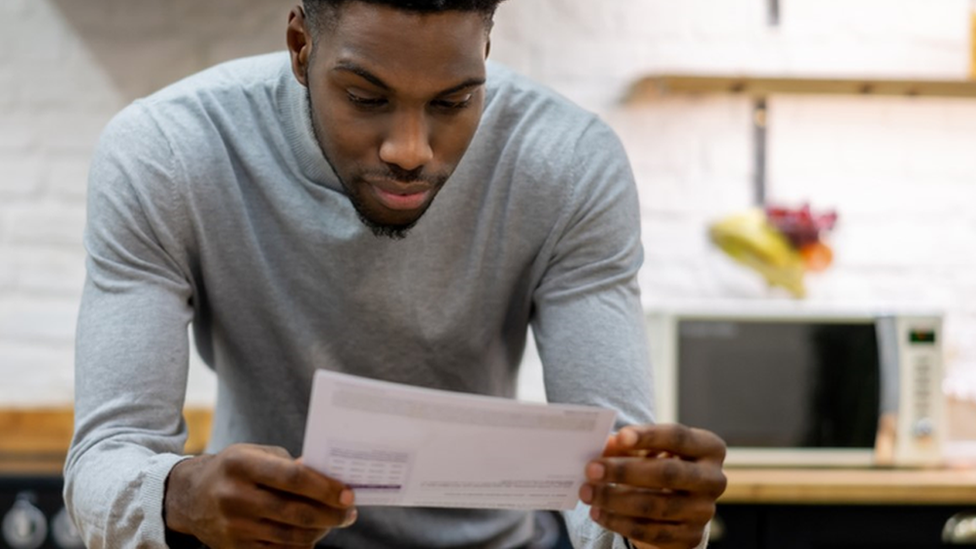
[288,3,489,238]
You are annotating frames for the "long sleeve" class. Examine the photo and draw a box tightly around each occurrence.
[531,119,708,549]
[64,102,197,548]
[531,118,653,429]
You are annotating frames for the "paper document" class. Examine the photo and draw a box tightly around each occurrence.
[301,370,617,510]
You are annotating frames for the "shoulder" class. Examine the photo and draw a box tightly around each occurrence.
[483,62,598,142]
[94,52,291,182]
[143,52,289,109]
[474,62,632,206]
[480,62,627,177]
[454,63,636,245]
[104,53,289,152]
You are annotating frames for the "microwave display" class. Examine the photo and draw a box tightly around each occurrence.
[909,329,936,344]
[677,320,880,449]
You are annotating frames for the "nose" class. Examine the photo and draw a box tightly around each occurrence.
[379,110,433,172]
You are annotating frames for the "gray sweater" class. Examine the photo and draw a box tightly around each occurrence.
[66,52,655,549]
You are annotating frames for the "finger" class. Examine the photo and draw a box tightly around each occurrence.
[227,504,357,547]
[587,456,727,497]
[602,433,643,458]
[252,518,332,547]
[211,512,326,548]
[255,445,293,460]
[603,435,669,460]
[590,507,706,549]
[257,509,359,547]
[582,483,715,525]
[230,484,355,530]
[225,446,354,508]
[616,424,726,462]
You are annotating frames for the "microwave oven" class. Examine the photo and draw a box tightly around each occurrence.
[645,304,945,467]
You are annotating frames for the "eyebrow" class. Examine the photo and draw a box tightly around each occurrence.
[332,61,486,96]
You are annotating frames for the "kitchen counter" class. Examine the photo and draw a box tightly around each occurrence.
[0,456,65,476]
[722,467,976,505]
[715,467,976,548]
[6,408,976,505]
[0,407,212,476]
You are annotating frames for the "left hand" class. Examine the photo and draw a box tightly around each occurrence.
[578,423,727,549]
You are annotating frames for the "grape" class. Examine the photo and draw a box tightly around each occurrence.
[764,203,837,249]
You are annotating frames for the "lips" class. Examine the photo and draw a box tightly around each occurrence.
[366,180,433,211]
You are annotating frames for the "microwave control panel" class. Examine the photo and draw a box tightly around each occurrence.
[894,315,944,464]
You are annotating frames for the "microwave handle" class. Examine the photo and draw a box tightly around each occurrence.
[875,316,900,416]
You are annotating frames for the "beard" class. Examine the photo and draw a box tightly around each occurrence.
[304,86,445,240]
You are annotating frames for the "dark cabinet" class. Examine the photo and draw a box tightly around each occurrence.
[711,503,976,549]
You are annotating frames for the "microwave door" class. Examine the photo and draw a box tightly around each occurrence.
[875,316,901,465]
[674,319,881,467]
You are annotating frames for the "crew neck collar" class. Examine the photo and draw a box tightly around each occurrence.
[278,62,344,193]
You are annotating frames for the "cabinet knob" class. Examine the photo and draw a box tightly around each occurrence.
[942,512,976,544]
[52,507,85,548]
[1,493,48,549]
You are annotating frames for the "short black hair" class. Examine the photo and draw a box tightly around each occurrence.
[303,0,506,35]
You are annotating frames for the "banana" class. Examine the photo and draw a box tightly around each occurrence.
[709,208,807,298]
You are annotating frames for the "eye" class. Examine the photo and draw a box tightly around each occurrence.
[346,91,387,109]
[431,95,473,112]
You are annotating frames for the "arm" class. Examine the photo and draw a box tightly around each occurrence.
[65,104,355,548]
[531,119,725,549]
[64,102,202,548]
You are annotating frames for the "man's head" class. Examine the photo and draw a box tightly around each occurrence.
[286,0,505,239]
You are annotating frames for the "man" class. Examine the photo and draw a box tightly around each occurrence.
[65,1,727,548]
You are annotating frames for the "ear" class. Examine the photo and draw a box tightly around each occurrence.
[287,4,313,87]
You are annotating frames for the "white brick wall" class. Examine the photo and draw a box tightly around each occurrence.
[3,0,976,411]
[0,0,289,406]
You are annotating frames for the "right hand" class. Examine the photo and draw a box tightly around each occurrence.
[164,443,357,548]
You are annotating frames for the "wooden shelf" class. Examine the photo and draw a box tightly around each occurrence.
[628,75,976,100]
[721,467,976,505]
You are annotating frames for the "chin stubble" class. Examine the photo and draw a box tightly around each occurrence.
[303,83,415,240]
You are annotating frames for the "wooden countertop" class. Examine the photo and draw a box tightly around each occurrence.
[721,467,976,505]
[0,407,212,476]
[5,408,976,506]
